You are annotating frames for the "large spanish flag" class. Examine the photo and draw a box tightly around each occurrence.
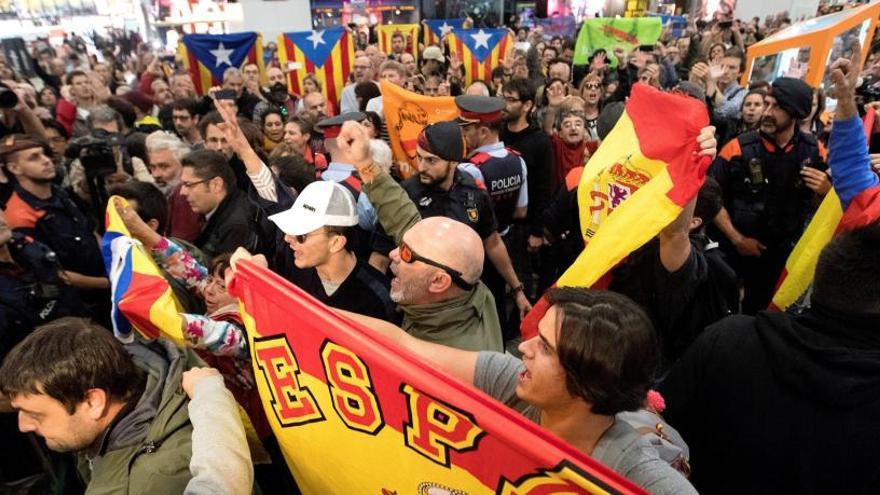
[573,18,663,66]
[423,18,466,47]
[278,27,354,108]
[770,109,880,311]
[228,259,644,494]
[522,84,709,338]
[102,197,185,346]
[377,24,420,64]
[180,32,264,96]
[380,79,459,178]
[448,28,513,85]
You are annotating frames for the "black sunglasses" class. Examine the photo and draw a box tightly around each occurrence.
[398,241,474,291]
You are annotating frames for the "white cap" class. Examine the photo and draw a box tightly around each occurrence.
[422,45,444,62]
[268,181,358,236]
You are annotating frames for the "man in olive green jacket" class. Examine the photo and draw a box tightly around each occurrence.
[0,318,198,494]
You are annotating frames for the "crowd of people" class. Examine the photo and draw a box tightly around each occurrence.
[0,5,879,494]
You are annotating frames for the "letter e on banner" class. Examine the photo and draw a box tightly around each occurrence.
[253,336,325,427]
[401,383,485,466]
[320,340,385,434]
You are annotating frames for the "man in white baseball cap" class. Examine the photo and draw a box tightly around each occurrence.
[268,181,398,322]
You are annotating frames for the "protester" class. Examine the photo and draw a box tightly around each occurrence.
[0,318,212,493]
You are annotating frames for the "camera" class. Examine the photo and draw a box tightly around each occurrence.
[64,129,122,178]
[0,84,19,109]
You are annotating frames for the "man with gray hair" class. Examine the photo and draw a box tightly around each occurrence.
[144,131,204,242]
[221,67,260,119]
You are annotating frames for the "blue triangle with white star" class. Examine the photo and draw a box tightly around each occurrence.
[182,32,258,80]
[285,27,346,69]
[424,19,466,40]
[457,28,508,63]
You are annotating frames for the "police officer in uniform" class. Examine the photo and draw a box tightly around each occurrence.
[454,95,530,339]
[454,95,529,234]
[710,77,830,314]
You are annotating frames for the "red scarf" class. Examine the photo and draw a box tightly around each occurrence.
[551,134,588,190]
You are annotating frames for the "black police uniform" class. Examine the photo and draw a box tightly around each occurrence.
[0,233,81,358]
[709,129,826,313]
[400,169,498,240]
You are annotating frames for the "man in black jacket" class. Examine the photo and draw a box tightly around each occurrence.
[179,149,262,258]
[660,222,880,493]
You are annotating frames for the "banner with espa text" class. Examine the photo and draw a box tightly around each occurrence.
[228,260,644,495]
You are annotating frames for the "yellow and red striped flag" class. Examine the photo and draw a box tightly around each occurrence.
[278,27,354,108]
[102,196,185,346]
[448,28,513,85]
[521,84,709,338]
[423,18,466,46]
[380,79,459,178]
[228,259,645,494]
[180,32,264,96]
[377,24,420,63]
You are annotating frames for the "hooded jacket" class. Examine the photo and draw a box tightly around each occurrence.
[76,340,197,494]
[659,307,880,494]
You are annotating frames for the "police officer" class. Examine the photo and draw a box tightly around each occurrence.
[710,77,829,314]
[1,135,110,324]
[455,95,529,235]
[403,120,531,339]
[0,208,80,357]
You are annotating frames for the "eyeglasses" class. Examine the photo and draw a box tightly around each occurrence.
[398,241,474,291]
[583,83,601,90]
[180,177,213,190]
[292,229,334,244]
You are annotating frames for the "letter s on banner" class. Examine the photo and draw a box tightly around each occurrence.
[321,340,385,434]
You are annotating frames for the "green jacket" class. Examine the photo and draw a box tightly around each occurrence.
[76,340,197,494]
[363,171,503,352]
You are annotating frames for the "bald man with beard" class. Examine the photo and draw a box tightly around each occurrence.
[333,120,502,351]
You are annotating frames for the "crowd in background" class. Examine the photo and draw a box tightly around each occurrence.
[0,3,879,493]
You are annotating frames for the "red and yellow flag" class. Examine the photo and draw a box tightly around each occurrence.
[770,109,880,311]
[522,84,710,338]
[228,260,644,494]
[423,18,466,47]
[448,28,513,85]
[102,196,185,346]
[179,32,264,96]
[278,27,354,107]
[377,24,420,64]
[380,80,459,178]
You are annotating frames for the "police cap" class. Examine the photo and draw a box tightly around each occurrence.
[454,95,506,125]
[316,111,367,139]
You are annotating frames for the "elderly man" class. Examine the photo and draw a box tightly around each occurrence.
[145,130,203,242]
[221,67,260,119]
[301,91,329,121]
[339,55,375,113]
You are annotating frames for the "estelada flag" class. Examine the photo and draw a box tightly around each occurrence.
[770,109,880,311]
[573,18,662,67]
[381,79,459,178]
[278,27,354,108]
[228,259,644,494]
[448,28,513,85]
[102,196,185,346]
[180,32,264,96]
[521,84,709,339]
[423,18,466,46]
[377,24,420,63]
